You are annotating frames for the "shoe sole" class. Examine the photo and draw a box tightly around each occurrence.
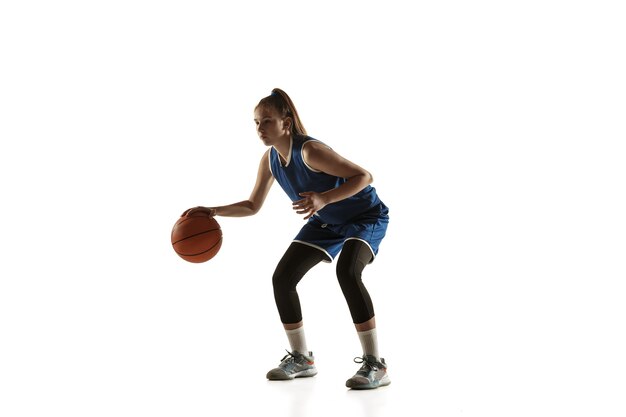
[267,368,318,380]
[346,375,391,390]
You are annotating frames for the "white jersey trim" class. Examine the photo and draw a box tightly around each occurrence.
[283,136,294,167]
[293,240,333,263]
[301,140,324,173]
[344,237,376,264]
[271,136,294,168]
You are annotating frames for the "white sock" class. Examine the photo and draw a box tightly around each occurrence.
[285,327,308,354]
[358,328,380,359]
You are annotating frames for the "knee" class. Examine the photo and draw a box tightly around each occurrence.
[272,269,286,291]
[336,258,359,287]
[272,267,297,294]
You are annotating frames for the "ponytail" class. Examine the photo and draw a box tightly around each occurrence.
[256,88,307,136]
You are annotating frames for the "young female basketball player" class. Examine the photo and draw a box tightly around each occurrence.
[183,88,390,389]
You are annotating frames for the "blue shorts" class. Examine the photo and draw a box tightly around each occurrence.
[293,203,389,263]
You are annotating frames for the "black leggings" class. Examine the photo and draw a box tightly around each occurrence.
[272,240,375,325]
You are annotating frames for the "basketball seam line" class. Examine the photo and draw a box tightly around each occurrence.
[171,228,221,245]
[175,237,223,256]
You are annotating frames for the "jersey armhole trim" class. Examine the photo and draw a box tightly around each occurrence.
[301,140,324,173]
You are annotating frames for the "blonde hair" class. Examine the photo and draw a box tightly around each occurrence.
[255,88,307,136]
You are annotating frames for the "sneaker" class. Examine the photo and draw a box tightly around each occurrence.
[266,350,318,380]
[345,355,391,389]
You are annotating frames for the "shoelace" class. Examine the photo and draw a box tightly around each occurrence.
[353,355,380,372]
[280,350,302,364]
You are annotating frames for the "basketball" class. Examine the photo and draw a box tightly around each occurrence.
[171,212,223,263]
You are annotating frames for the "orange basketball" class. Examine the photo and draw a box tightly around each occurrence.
[171,212,222,263]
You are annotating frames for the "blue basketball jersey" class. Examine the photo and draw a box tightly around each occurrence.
[269,135,382,225]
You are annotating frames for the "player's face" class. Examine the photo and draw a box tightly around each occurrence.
[254,107,291,146]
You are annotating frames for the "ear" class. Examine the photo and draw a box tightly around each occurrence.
[283,117,292,131]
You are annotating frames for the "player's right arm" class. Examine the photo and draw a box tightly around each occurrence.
[183,150,274,217]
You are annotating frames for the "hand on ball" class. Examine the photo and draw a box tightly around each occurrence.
[182,206,216,217]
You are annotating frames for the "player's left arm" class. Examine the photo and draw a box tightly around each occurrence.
[293,141,373,219]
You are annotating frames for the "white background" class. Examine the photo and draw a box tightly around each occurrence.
[1,1,625,416]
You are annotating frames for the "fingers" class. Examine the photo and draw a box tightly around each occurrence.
[294,192,312,207]
[292,199,311,212]
[293,202,315,217]
[181,206,214,217]
[292,198,307,209]
[293,192,319,219]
